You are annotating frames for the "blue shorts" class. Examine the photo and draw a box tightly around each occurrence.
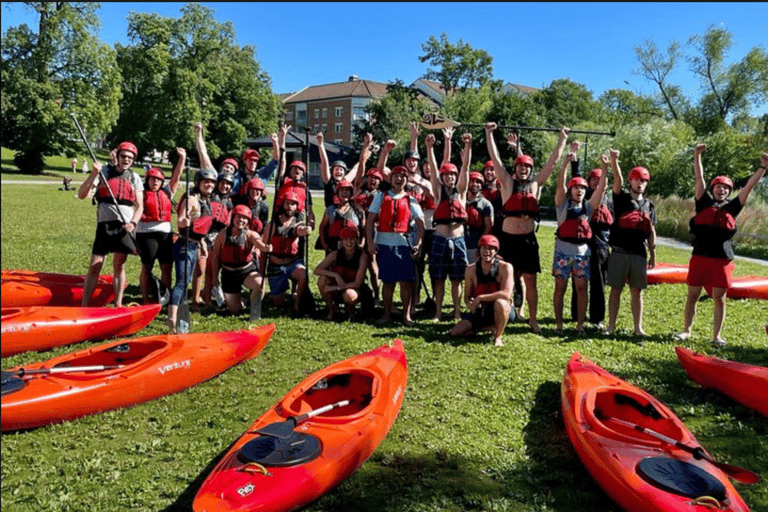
[552,249,590,280]
[376,245,416,283]
[267,259,305,296]
[429,235,468,281]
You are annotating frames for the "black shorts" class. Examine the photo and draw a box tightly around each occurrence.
[499,231,540,274]
[221,262,258,294]
[136,231,174,266]
[463,305,496,331]
[92,221,137,256]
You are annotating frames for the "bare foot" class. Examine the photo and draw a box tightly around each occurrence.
[494,338,504,346]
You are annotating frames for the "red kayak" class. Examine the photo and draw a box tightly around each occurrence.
[193,340,407,512]
[706,276,768,300]
[647,263,688,285]
[675,346,768,416]
[562,352,752,512]
[1,324,275,431]
[1,273,119,307]
[1,304,161,357]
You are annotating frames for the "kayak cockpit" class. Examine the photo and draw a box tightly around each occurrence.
[1,308,26,321]
[283,371,376,421]
[51,339,168,374]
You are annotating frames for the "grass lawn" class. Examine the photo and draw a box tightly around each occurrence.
[1,182,767,512]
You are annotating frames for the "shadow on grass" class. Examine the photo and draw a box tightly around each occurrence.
[160,441,235,512]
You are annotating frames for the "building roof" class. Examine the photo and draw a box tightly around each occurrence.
[504,82,539,96]
[281,78,389,103]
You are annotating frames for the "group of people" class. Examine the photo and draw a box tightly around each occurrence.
[76,121,767,346]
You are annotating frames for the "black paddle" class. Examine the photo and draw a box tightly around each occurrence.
[7,365,125,376]
[606,417,761,485]
[254,398,357,439]
[177,160,191,334]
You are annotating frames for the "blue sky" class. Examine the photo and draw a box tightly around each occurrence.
[2,2,767,115]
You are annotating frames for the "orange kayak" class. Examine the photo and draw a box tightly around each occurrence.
[675,346,768,417]
[193,339,408,512]
[1,304,161,357]
[1,324,275,431]
[706,275,768,300]
[647,263,689,285]
[1,272,119,307]
[562,352,751,512]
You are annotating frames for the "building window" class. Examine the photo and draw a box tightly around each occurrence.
[335,106,343,117]
[322,108,327,118]
[352,106,366,121]
[313,124,319,132]
[335,139,343,145]
[285,111,294,121]
[334,123,343,133]
[321,124,327,133]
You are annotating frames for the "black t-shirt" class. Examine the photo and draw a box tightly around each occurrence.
[691,193,742,260]
[609,191,656,257]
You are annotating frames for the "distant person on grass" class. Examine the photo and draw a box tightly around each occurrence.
[675,145,767,347]
[449,235,514,346]
[604,149,656,337]
[135,148,185,305]
[78,141,144,308]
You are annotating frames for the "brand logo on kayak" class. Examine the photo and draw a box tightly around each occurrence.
[393,385,402,404]
[158,360,191,375]
[236,483,254,497]
[1,324,31,333]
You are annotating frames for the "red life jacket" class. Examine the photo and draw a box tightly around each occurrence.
[278,179,307,212]
[406,183,436,210]
[209,200,230,231]
[466,198,486,229]
[474,260,500,297]
[141,188,172,222]
[354,190,375,211]
[182,195,213,241]
[689,204,737,239]
[96,175,136,206]
[433,186,468,225]
[616,198,653,239]
[328,208,359,239]
[219,226,253,266]
[503,180,539,218]
[590,204,613,230]
[556,202,593,244]
[331,247,363,284]
[378,193,411,233]
[481,187,500,204]
[269,219,299,257]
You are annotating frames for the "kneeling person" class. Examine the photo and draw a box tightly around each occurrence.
[450,235,514,346]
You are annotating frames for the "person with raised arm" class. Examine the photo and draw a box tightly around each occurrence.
[465,171,494,264]
[604,149,656,337]
[352,133,383,304]
[675,146,767,347]
[317,131,359,208]
[231,132,280,195]
[552,145,609,335]
[485,122,570,333]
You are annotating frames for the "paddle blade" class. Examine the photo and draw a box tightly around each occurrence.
[177,302,190,334]
[710,460,761,485]
[255,417,297,440]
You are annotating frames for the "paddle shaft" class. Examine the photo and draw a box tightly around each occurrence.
[255,398,355,439]
[295,399,352,423]
[461,123,616,137]
[608,417,760,484]
[13,365,124,376]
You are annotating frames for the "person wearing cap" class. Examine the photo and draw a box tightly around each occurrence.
[449,235,514,346]
[552,145,609,335]
[675,145,767,347]
[135,148,186,305]
[317,131,359,207]
[264,190,314,317]
[318,179,365,254]
[604,149,657,337]
[314,225,374,321]
[485,122,570,333]
[425,131,470,322]
[210,204,272,320]
[465,171,494,264]
[366,165,425,326]
[231,132,280,195]
[78,140,145,307]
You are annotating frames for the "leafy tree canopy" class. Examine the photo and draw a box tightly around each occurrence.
[418,33,494,95]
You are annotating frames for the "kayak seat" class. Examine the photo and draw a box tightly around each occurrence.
[637,457,726,500]
[288,371,374,418]
[238,432,322,467]
[1,371,26,396]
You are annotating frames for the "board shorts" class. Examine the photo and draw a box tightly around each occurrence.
[221,262,259,295]
[461,303,516,331]
[136,231,173,266]
[266,259,305,296]
[376,244,416,284]
[686,254,734,289]
[499,231,540,274]
[606,249,647,290]
[552,249,590,280]
[429,234,468,281]
[92,220,137,256]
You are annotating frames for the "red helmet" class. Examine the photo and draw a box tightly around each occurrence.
[243,177,265,193]
[710,175,733,191]
[281,191,301,204]
[242,149,260,162]
[336,179,354,193]
[628,166,650,181]
[340,226,360,240]
[484,160,495,169]
[587,168,603,181]
[145,167,165,181]
[439,163,459,176]
[514,155,534,168]
[390,166,408,176]
[567,177,588,190]
[469,172,484,183]
[478,234,500,250]
[289,160,306,172]
[366,168,383,180]
[221,157,239,171]
[231,204,252,220]
[117,141,137,157]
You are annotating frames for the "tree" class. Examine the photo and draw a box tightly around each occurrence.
[418,33,494,95]
[109,3,282,164]
[632,39,684,121]
[533,78,603,128]
[1,2,120,174]
[598,88,664,125]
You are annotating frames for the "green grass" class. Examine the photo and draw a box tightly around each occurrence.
[1,183,767,512]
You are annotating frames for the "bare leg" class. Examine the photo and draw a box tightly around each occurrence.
[451,279,463,320]
[523,273,539,332]
[400,280,414,325]
[112,252,128,307]
[574,277,587,332]
[432,278,446,322]
[553,276,568,333]
[378,282,396,323]
[492,299,511,345]
[711,287,727,341]
[630,287,646,336]
[678,285,702,338]
[606,287,622,334]
[81,254,106,307]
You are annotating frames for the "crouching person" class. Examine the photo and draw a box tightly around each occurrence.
[210,205,271,320]
[450,235,515,346]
